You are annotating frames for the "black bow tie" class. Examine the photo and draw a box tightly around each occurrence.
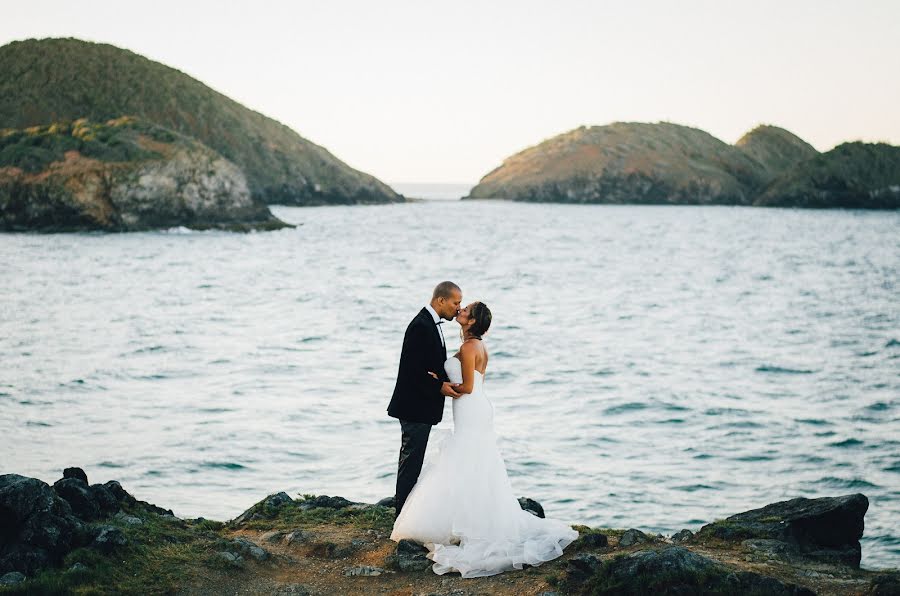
[435,320,444,325]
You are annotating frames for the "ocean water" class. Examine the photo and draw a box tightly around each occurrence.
[1,197,898,568]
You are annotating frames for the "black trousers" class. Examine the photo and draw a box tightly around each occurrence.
[395,419,431,516]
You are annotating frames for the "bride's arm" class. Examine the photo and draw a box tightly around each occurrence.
[456,342,477,396]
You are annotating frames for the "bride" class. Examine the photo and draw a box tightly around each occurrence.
[390,301,578,578]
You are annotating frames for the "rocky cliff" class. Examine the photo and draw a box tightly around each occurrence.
[1,468,896,595]
[467,122,900,209]
[0,38,402,206]
[0,117,291,232]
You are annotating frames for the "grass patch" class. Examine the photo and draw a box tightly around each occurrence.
[570,525,615,550]
[240,499,396,533]
[0,117,182,173]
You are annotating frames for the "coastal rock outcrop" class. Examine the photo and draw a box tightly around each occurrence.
[0,470,890,594]
[696,493,868,567]
[0,117,292,232]
[0,474,84,576]
[0,468,176,577]
[0,38,403,206]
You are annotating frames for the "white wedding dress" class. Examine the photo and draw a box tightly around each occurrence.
[390,356,578,578]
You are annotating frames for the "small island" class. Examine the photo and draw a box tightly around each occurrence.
[0,38,404,209]
[1,468,897,594]
[466,122,900,209]
[0,117,291,232]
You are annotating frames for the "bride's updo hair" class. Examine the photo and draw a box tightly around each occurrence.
[468,302,492,339]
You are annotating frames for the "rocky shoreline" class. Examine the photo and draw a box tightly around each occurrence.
[0,118,292,233]
[1,469,897,595]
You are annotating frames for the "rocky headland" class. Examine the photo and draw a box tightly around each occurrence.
[0,117,291,232]
[1,468,897,595]
[466,122,900,210]
[0,38,403,207]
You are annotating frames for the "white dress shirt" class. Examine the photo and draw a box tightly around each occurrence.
[425,304,446,348]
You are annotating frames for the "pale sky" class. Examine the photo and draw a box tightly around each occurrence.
[3,0,899,183]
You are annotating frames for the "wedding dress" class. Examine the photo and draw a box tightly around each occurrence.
[390,356,578,578]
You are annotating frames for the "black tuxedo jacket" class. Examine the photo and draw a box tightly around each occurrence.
[387,307,449,425]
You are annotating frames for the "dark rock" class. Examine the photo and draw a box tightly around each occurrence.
[697,493,868,567]
[724,570,817,595]
[265,492,294,508]
[580,533,609,548]
[298,495,355,510]
[562,546,815,596]
[742,538,797,562]
[91,525,127,553]
[102,480,136,505]
[387,539,431,572]
[518,497,545,518]
[0,473,83,575]
[283,529,315,546]
[376,496,395,509]
[62,468,88,484]
[52,478,100,521]
[565,553,603,585]
[89,484,120,517]
[869,571,900,595]
[230,537,268,561]
[101,479,171,517]
[215,551,244,568]
[232,491,293,525]
[145,503,175,517]
[619,528,649,547]
[671,529,694,544]
[0,571,26,585]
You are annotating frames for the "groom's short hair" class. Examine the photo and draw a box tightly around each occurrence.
[433,281,461,299]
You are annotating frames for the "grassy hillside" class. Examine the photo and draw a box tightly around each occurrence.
[755,142,900,208]
[467,122,768,204]
[467,122,899,209]
[735,124,819,180]
[0,38,402,205]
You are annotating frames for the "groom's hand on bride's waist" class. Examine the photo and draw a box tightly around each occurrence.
[440,382,462,398]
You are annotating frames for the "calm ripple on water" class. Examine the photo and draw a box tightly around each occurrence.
[1,200,898,568]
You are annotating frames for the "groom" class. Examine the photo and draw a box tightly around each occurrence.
[387,281,463,515]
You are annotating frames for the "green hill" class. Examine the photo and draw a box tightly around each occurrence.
[755,142,900,209]
[466,122,899,209]
[735,125,819,181]
[0,38,402,205]
[466,122,768,205]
